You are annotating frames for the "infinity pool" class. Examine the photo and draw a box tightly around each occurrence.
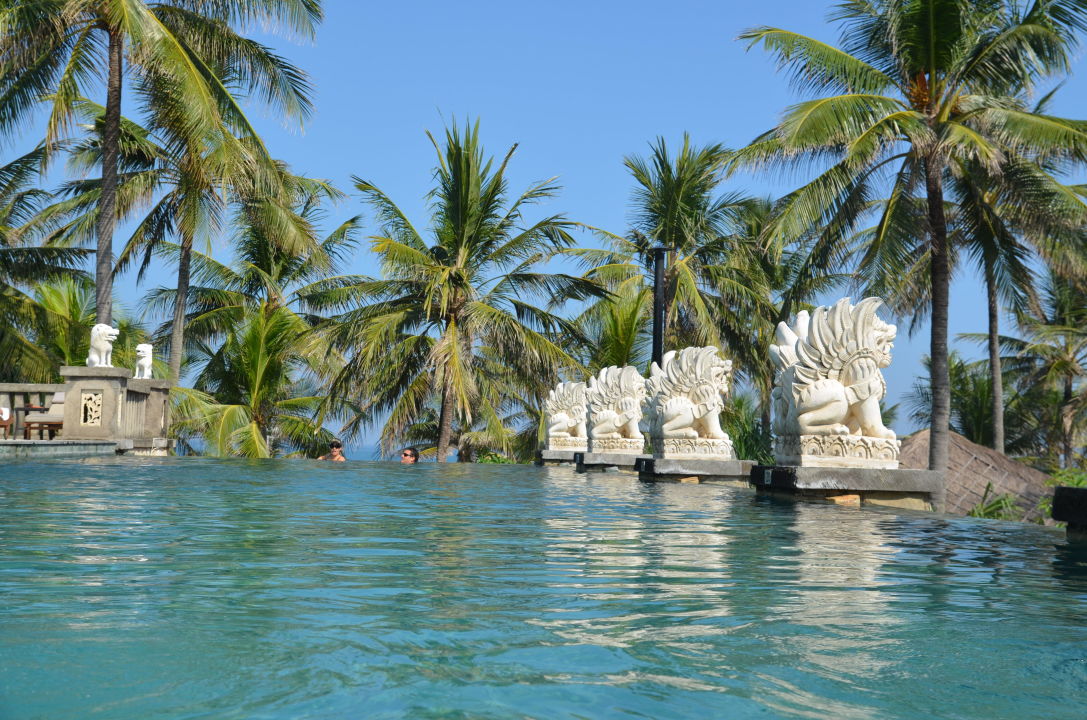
[1,457,1085,719]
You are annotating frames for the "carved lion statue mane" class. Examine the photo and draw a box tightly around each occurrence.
[87,324,120,368]
[770,296,896,439]
[587,366,646,439]
[646,346,732,439]
[544,382,587,438]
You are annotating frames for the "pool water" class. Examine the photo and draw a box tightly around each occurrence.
[1,457,1085,719]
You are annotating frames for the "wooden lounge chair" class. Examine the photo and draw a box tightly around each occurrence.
[0,407,12,439]
[23,391,65,439]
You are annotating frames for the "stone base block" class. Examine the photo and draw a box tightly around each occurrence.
[546,437,588,452]
[575,451,650,472]
[751,465,945,512]
[0,440,118,459]
[653,436,734,460]
[535,449,580,465]
[774,434,900,469]
[588,437,645,454]
[637,457,753,484]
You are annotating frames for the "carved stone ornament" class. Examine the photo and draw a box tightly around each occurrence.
[645,346,734,460]
[774,434,900,469]
[586,365,646,454]
[80,391,103,427]
[769,296,900,469]
[86,324,120,367]
[134,343,153,379]
[544,381,588,452]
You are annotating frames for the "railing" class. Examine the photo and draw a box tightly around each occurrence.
[0,382,65,440]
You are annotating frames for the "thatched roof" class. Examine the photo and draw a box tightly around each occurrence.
[899,429,1052,521]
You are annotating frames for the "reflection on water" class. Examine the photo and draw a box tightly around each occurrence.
[1,458,1085,720]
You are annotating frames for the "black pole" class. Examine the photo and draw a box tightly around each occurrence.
[652,246,667,368]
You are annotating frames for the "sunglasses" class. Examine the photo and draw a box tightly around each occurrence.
[330,444,342,449]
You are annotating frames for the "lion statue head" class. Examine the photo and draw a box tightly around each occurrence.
[91,323,120,345]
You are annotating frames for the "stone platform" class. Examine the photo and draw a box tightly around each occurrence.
[535,449,581,466]
[637,457,753,484]
[0,439,118,459]
[1053,486,1087,537]
[575,451,650,473]
[751,465,945,512]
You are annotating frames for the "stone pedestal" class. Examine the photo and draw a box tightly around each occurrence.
[751,465,945,512]
[575,451,651,472]
[535,449,580,465]
[774,434,900,469]
[59,367,131,441]
[638,457,753,485]
[652,436,734,461]
[547,436,588,453]
[59,367,172,452]
[588,437,645,454]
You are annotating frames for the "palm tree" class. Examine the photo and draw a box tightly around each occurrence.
[0,147,88,381]
[176,301,340,458]
[0,0,319,325]
[150,188,360,458]
[327,121,603,461]
[906,351,1045,458]
[38,105,324,380]
[576,135,761,353]
[734,0,1087,471]
[29,276,150,373]
[1002,269,1087,469]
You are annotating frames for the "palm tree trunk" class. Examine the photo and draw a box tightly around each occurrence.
[984,262,1005,454]
[436,373,455,463]
[94,28,123,325]
[168,234,193,381]
[1062,377,1074,469]
[925,158,952,473]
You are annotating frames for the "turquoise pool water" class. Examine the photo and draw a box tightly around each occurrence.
[1,457,1085,719]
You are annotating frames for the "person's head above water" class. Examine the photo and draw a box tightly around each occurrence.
[400,447,419,464]
[319,440,346,462]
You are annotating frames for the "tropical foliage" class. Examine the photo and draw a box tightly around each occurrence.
[732,0,1087,472]
[324,121,603,461]
[3,0,1087,484]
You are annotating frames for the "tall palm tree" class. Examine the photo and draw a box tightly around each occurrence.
[38,105,324,380]
[1002,269,1087,469]
[734,0,1087,471]
[327,121,603,461]
[0,0,319,325]
[149,188,359,458]
[0,146,88,381]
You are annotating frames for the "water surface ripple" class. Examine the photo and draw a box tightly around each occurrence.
[1,457,1086,719]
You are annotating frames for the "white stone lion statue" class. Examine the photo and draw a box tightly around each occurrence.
[587,366,646,440]
[134,343,153,379]
[86,324,120,367]
[646,346,732,440]
[770,296,896,439]
[544,381,587,443]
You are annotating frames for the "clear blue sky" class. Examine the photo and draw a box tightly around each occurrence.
[18,0,1087,438]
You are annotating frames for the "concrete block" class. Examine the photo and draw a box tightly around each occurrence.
[575,452,649,472]
[637,457,754,483]
[751,465,946,513]
[536,449,579,465]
